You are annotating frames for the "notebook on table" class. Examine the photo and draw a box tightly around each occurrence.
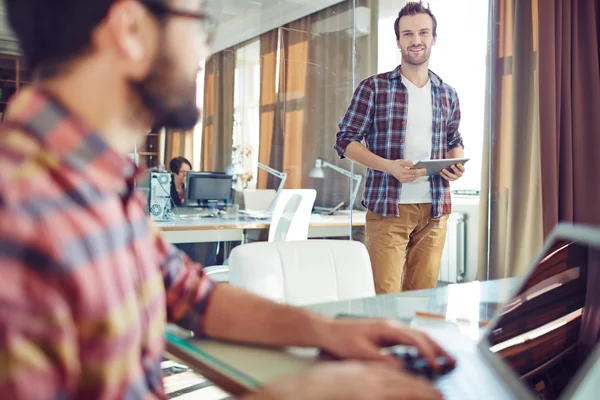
[165,329,317,396]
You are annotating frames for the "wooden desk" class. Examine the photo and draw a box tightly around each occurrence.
[165,279,520,397]
[156,212,366,244]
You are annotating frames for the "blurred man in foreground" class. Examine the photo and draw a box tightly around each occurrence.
[0,1,450,398]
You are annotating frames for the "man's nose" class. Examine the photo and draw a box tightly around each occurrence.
[411,36,422,46]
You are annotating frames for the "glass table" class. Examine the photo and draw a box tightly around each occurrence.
[165,278,521,397]
[306,278,521,341]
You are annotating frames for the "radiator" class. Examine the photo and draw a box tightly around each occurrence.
[438,212,467,283]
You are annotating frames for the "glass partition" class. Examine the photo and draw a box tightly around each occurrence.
[190,0,368,242]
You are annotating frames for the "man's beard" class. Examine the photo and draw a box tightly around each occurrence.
[401,45,431,66]
[131,50,200,130]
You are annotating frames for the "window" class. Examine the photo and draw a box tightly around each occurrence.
[232,39,261,189]
[193,59,205,170]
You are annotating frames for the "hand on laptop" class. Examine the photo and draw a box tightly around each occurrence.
[244,361,442,400]
[316,318,455,371]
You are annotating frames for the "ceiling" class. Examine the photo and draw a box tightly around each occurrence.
[210,0,272,22]
[210,0,347,53]
[211,0,326,20]
[0,0,348,55]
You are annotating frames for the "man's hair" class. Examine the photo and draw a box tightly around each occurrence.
[169,157,192,174]
[5,0,165,77]
[394,1,438,40]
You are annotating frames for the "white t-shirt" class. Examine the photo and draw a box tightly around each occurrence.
[399,74,433,204]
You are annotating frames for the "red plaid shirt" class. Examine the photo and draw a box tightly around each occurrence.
[334,66,464,217]
[0,89,215,399]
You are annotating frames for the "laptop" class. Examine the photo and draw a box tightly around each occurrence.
[427,222,600,399]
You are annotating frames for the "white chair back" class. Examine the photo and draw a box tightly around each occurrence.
[268,189,316,242]
[243,189,277,211]
[228,240,375,306]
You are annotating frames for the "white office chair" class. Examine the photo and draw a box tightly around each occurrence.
[243,189,277,212]
[268,189,316,242]
[203,189,317,282]
[227,240,375,306]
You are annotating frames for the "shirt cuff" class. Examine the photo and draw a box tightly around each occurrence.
[447,140,464,151]
[333,138,355,159]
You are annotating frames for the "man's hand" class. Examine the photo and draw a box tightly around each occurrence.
[316,318,455,371]
[385,160,426,183]
[244,361,442,400]
[440,163,465,181]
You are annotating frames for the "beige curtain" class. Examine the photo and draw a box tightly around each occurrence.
[257,0,378,208]
[304,0,377,208]
[478,0,544,280]
[164,128,194,168]
[201,50,236,172]
[258,20,313,190]
[281,18,311,189]
[257,29,284,190]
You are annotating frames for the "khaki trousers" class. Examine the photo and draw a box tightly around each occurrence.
[366,204,448,294]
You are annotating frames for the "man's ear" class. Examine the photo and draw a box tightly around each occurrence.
[104,0,158,78]
[432,35,437,46]
[396,39,402,51]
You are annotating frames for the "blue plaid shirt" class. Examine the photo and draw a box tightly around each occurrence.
[334,66,464,217]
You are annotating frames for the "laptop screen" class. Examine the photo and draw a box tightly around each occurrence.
[484,238,600,399]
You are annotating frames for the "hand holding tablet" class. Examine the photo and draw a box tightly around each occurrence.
[410,158,469,179]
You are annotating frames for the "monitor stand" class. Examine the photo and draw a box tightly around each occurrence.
[191,200,230,212]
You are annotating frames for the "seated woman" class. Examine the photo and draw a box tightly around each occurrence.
[168,156,220,266]
[169,156,192,207]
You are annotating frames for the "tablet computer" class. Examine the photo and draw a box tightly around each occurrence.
[410,158,470,176]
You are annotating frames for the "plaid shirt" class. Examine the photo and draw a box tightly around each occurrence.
[334,66,464,217]
[0,89,215,399]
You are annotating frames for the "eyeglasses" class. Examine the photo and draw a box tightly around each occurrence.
[142,0,217,43]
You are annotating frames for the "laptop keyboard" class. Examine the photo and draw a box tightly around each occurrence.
[435,352,507,400]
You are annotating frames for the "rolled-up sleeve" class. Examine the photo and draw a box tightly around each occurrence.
[446,90,464,151]
[334,78,375,159]
[153,225,216,335]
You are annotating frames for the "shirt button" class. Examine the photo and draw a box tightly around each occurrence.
[403,105,407,108]
[402,121,406,125]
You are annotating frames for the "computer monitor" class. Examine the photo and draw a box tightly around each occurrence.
[184,172,233,207]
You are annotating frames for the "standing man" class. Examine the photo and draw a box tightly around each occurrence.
[0,0,450,399]
[334,1,465,294]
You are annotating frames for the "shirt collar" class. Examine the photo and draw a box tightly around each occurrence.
[5,88,141,196]
[389,65,443,86]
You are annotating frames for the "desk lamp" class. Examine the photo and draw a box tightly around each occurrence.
[308,158,362,210]
[258,163,287,210]
[258,163,287,196]
[227,162,288,211]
